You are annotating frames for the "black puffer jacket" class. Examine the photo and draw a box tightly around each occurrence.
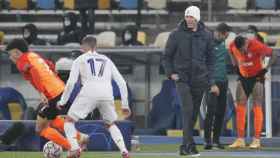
[57,12,84,45]
[162,20,215,86]
[22,24,47,45]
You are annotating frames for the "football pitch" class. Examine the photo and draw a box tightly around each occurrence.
[1,144,280,158]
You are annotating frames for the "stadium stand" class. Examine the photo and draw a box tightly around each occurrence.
[0,31,4,45]
[98,0,111,10]
[153,32,170,48]
[9,0,29,10]
[275,36,280,47]
[63,0,75,9]
[121,25,143,46]
[137,31,147,45]
[36,0,56,10]
[146,0,167,9]
[37,0,56,10]
[119,0,138,9]
[255,0,276,10]
[0,87,27,120]
[167,0,201,11]
[227,0,247,9]
[95,31,116,47]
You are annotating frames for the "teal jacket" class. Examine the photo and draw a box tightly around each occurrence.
[213,40,228,82]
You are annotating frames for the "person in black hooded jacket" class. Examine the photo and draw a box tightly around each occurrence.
[22,23,47,45]
[57,12,84,45]
[121,25,143,46]
[162,6,215,157]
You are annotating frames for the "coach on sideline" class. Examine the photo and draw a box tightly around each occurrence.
[162,6,215,157]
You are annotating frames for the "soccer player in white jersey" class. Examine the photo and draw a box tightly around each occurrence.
[58,36,131,158]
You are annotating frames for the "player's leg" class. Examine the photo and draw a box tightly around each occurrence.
[212,81,228,149]
[47,92,88,149]
[98,100,130,158]
[50,115,88,146]
[64,116,81,158]
[229,81,247,148]
[204,91,217,149]
[64,96,94,157]
[250,81,264,149]
[36,107,71,150]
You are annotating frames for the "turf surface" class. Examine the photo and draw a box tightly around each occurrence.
[1,144,280,158]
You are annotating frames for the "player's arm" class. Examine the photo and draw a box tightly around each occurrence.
[58,60,80,106]
[228,46,238,67]
[261,45,277,70]
[18,60,48,104]
[16,55,32,80]
[255,41,277,73]
[264,50,277,70]
[228,45,242,76]
[111,60,131,118]
[17,56,46,95]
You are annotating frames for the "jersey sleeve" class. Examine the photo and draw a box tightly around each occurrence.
[59,59,80,105]
[17,55,45,93]
[110,59,129,109]
[251,39,272,56]
[16,55,32,80]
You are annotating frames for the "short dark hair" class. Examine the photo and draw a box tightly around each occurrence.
[6,38,28,52]
[234,35,246,49]
[216,23,231,33]
[81,35,97,49]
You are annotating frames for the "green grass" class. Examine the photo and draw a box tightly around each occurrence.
[0,152,255,158]
[0,144,279,158]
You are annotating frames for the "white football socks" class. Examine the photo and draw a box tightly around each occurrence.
[64,121,80,151]
[109,124,128,153]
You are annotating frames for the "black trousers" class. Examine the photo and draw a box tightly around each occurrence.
[176,82,206,145]
[204,81,228,143]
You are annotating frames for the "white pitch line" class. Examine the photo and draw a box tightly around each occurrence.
[126,151,280,157]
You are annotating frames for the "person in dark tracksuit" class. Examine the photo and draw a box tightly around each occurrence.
[162,6,215,157]
[22,23,47,45]
[204,23,231,150]
[57,12,85,45]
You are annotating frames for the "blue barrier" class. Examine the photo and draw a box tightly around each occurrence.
[0,120,134,151]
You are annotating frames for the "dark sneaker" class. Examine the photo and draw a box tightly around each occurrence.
[204,143,212,150]
[213,142,225,149]
[179,144,200,157]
